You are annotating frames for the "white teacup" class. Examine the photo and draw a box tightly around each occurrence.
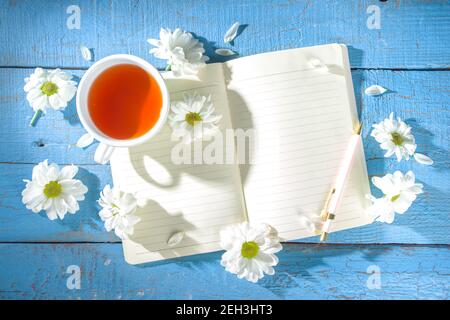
[76,54,170,164]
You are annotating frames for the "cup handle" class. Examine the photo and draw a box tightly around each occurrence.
[94,143,115,164]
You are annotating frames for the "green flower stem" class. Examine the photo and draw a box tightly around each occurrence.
[29,109,42,127]
[165,64,172,71]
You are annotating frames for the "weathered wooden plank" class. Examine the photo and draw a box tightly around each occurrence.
[1,68,448,165]
[0,68,448,244]
[0,0,448,301]
[0,0,449,69]
[0,69,89,164]
[0,243,447,299]
[0,164,116,242]
[0,160,448,244]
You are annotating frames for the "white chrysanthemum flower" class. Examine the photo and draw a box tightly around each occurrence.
[98,185,141,240]
[24,68,78,126]
[371,112,416,162]
[21,160,88,220]
[366,196,394,223]
[371,113,433,165]
[168,92,222,144]
[220,222,282,283]
[148,28,209,76]
[24,68,77,112]
[366,170,423,223]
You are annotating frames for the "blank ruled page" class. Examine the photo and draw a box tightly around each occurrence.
[226,44,372,241]
[110,63,246,264]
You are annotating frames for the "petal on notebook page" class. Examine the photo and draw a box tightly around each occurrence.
[309,58,323,67]
[167,231,185,247]
[215,48,237,56]
[224,22,240,43]
[308,58,328,71]
[298,216,317,233]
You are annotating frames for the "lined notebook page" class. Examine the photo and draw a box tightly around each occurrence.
[110,63,246,264]
[225,44,372,241]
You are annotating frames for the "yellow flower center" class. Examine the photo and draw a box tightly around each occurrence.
[111,204,120,215]
[241,241,259,259]
[390,194,401,202]
[43,181,62,198]
[391,132,404,146]
[185,112,202,126]
[40,81,58,96]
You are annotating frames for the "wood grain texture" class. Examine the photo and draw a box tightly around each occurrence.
[0,0,449,69]
[2,68,448,165]
[0,243,448,300]
[0,0,449,300]
[0,68,448,244]
[0,161,448,245]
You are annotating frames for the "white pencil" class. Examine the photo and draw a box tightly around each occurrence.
[320,123,363,241]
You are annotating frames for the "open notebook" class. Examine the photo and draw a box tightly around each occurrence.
[110,44,372,264]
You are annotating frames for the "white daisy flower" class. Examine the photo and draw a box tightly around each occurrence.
[21,160,88,220]
[148,28,209,76]
[371,113,433,165]
[168,92,222,144]
[371,112,416,162]
[220,222,282,283]
[24,68,77,126]
[365,196,394,223]
[98,185,141,240]
[366,170,423,223]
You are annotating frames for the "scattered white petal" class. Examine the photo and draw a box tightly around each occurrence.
[298,216,318,233]
[309,58,326,69]
[224,22,240,43]
[413,153,433,165]
[80,45,92,61]
[365,85,387,96]
[167,231,185,247]
[308,58,329,73]
[21,160,88,220]
[215,48,237,56]
[298,213,322,234]
[76,133,95,148]
[220,222,282,283]
[136,197,148,208]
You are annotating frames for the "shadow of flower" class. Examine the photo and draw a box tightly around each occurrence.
[62,75,81,126]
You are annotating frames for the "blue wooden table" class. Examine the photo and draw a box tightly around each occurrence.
[0,0,449,300]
